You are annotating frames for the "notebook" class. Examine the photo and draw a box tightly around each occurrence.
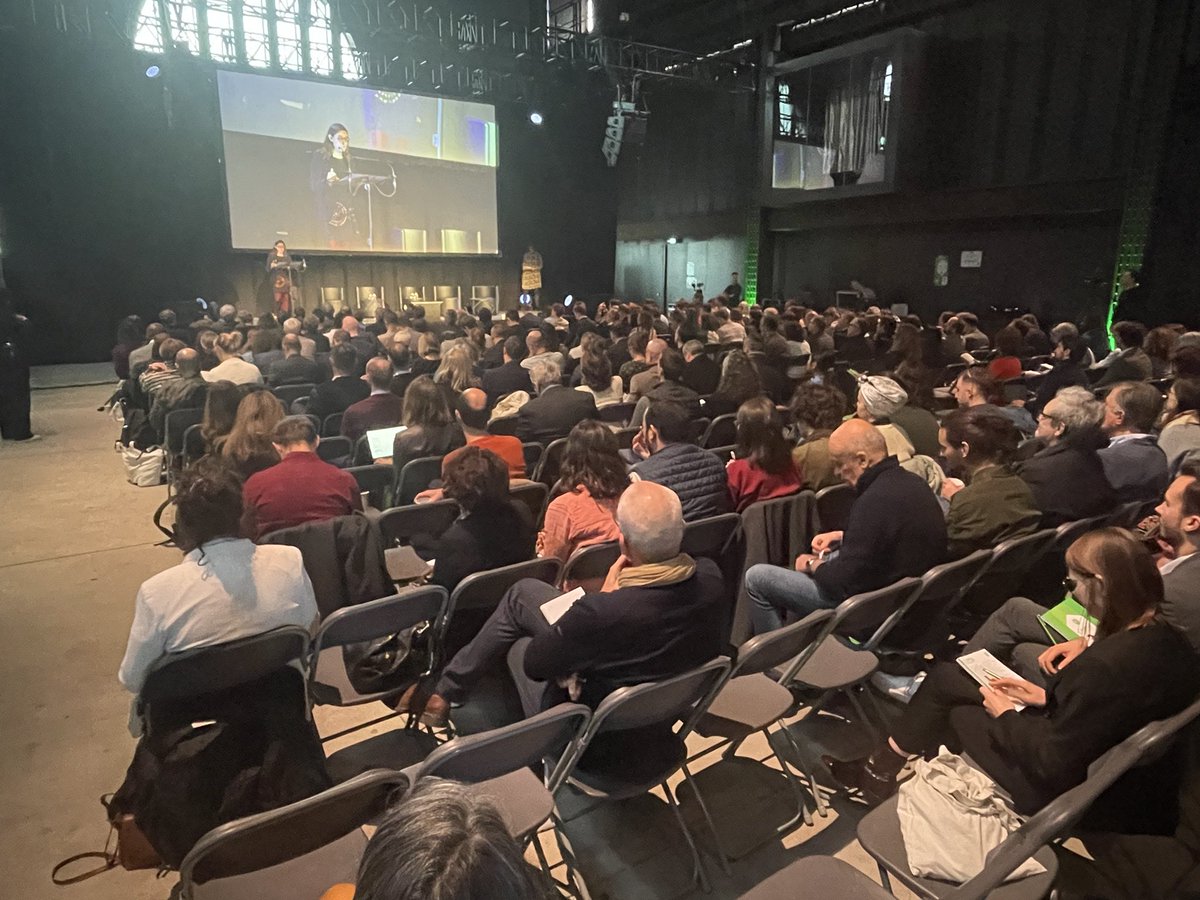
[540,587,585,626]
[956,649,1027,711]
[1038,597,1098,643]
[365,424,407,459]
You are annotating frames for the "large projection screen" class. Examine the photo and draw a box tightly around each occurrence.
[216,71,499,255]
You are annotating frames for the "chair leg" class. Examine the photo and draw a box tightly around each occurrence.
[778,724,828,818]
[663,780,712,894]
[550,812,592,900]
[765,727,814,831]
[876,862,894,895]
[844,686,883,744]
[680,764,732,876]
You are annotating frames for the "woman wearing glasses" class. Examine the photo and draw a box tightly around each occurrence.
[826,528,1200,825]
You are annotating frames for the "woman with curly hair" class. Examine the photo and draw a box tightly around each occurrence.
[538,420,627,563]
[789,382,849,490]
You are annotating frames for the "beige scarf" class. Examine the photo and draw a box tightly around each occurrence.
[617,553,697,588]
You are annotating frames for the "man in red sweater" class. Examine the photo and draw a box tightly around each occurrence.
[242,416,362,539]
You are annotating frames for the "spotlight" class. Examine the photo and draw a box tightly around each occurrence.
[666,236,678,244]
[145,65,161,78]
[529,110,544,125]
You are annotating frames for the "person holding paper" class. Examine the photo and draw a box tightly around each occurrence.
[826,529,1200,828]
[410,482,726,776]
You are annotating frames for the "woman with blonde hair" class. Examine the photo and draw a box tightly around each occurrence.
[221,390,283,479]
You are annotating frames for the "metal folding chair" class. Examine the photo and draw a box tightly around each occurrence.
[559,541,621,592]
[272,383,317,409]
[700,414,738,448]
[814,482,856,533]
[393,454,444,506]
[533,437,570,487]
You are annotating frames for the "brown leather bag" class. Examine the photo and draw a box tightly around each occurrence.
[51,796,162,885]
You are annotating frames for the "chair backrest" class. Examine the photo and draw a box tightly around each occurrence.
[948,695,1200,900]
[1053,514,1109,554]
[321,412,343,437]
[1107,498,1157,530]
[700,414,737,448]
[560,541,622,591]
[182,423,206,466]
[411,702,591,792]
[446,557,563,623]
[510,481,549,527]
[707,444,736,461]
[961,528,1056,606]
[731,609,833,679]
[395,455,444,505]
[598,402,637,424]
[814,482,856,533]
[825,577,924,651]
[882,552,994,650]
[346,464,393,509]
[488,415,519,436]
[533,437,570,487]
[613,426,639,450]
[272,383,317,407]
[311,587,448,705]
[178,768,406,896]
[140,626,311,709]
[521,441,544,475]
[165,407,204,455]
[680,513,741,560]
[377,499,460,548]
[316,435,352,464]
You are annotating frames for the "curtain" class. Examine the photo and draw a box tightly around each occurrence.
[824,57,889,177]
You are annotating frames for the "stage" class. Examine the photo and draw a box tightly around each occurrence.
[31,363,119,391]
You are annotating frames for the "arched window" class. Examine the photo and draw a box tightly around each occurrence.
[132,0,365,80]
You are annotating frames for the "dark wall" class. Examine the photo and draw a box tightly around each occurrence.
[0,27,617,365]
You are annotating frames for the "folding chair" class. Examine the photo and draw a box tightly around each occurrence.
[1106,498,1159,529]
[309,587,448,741]
[555,658,731,893]
[533,437,570,487]
[700,414,737,448]
[957,528,1056,622]
[614,426,639,450]
[376,500,460,582]
[707,444,736,461]
[559,541,621,592]
[346,464,393,510]
[681,513,741,561]
[164,407,204,476]
[1021,514,1108,604]
[598,402,636,425]
[321,412,343,437]
[440,557,563,661]
[182,423,206,467]
[510,481,549,529]
[488,415,519,436]
[879,550,994,655]
[176,768,407,900]
[272,383,316,409]
[687,610,835,861]
[316,435,352,465]
[521,441,544,476]
[393,454,444,506]
[404,703,593,895]
[814,482,856,533]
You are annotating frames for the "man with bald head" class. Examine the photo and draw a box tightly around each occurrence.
[446,387,526,478]
[626,337,668,400]
[340,356,402,443]
[342,313,383,373]
[416,482,727,747]
[268,333,324,387]
[149,347,208,440]
[745,418,946,634]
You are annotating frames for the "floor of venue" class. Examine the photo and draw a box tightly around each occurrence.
[3,382,907,900]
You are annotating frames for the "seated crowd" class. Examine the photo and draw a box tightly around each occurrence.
[107,294,1200,895]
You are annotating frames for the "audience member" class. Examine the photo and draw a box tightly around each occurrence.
[1092,321,1153,388]
[574,348,623,408]
[953,366,1035,435]
[441,388,526,479]
[1145,326,1179,379]
[631,348,701,424]
[200,381,242,455]
[626,338,667,401]
[938,407,1040,558]
[1097,381,1169,503]
[887,374,942,458]
[221,390,283,479]
[745,419,946,633]
[267,334,323,387]
[481,335,533,406]
[854,375,915,462]
[139,338,187,398]
[629,401,730,521]
[825,529,1200,819]
[341,357,403,443]
[617,329,653,391]
[726,397,802,513]
[112,316,145,380]
[539,420,626,562]
[149,347,207,439]
[789,382,849,490]
[1016,386,1115,525]
[517,358,597,445]
[1159,378,1200,475]
[127,322,165,371]
[703,350,763,417]
[306,344,370,421]
[681,340,720,395]
[281,317,316,359]
[242,416,361,539]
[987,325,1024,381]
[1032,333,1091,415]
[248,327,283,375]
[434,343,479,403]
[202,332,264,385]
[520,328,565,372]
[343,315,382,372]
[389,374,465,470]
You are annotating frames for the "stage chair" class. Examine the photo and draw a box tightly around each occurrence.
[355,286,385,316]
[433,285,462,311]
[320,287,344,307]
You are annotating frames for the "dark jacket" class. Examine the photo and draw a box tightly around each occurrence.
[1016,431,1117,526]
[1092,348,1153,389]
[890,404,942,458]
[481,359,534,405]
[630,442,732,521]
[812,456,947,603]
[267,354,325,387]
[340,392,404,443]
[392,422,465,475]
[946,464,1041,559]
[682,355,720,395]
[734,491,819,643]
[427,500,536,593]
[306,375,370,421]
[523,557,727,779]
[642,379,702,419]
[1097,435,1170,503]
[1032,361,1089,415]
[517,384,598,445]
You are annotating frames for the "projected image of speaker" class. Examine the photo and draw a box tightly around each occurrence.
[356,286,385,316]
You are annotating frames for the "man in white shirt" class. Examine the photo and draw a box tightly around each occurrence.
[118,464,318,720]
[520,329,566,371]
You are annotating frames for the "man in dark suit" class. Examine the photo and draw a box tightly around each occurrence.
[268,335,325,387]
[341,357,403,443]
[305,344,370,421]
[1097,381,1169,503]
[516,357,597,445]
[680,340,720,395]
[481,336,533,406]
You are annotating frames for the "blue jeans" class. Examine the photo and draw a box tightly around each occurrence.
[746,563,836,634]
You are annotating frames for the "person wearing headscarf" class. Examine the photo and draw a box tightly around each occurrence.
[855,375,914,462]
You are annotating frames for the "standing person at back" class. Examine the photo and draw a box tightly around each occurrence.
[628,401,730,521]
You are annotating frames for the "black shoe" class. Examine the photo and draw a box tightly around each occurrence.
[823,755,899,805]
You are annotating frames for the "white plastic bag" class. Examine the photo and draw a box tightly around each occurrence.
[117,443,166,487]
[897,746,1046,883]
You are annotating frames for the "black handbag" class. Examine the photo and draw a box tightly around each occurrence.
[339,620,434,696]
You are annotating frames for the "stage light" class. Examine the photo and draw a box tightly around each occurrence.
[529,111,544,125]
[667,236,678,244]
[145,65,161,78]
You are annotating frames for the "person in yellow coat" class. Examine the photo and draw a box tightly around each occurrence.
[521,245,543,306]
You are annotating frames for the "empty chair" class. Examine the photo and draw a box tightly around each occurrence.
[814,482,856,533]
[376,500,460,582]
[176,769,407,900]
[321,413,343,438]
[393,454,444,507]
[521,442,544,476]
[510,481,549,529]
[272,383,316,409]
[957,528,1056,621]
[182,423,206,467]
[316,435,352,465]
[598,402,637,425]
[441,557,562,660]
[164,407,205,472]
[1020,513,1109,604]
[346,464,392,510]
[533,437,569,487]
[559,540,621,592]
[880,550,994,653]
[700,414,737,448]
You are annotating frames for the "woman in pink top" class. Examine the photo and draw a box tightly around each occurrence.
[538,420,627,562]
[726,397,802,513]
